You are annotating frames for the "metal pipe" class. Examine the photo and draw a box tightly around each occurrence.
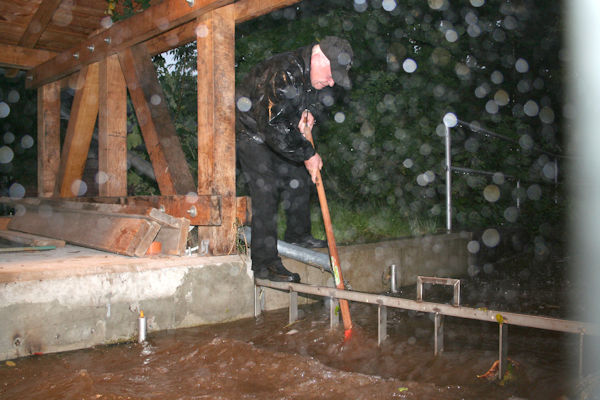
[255,279,600,335]
[241,227,331,272]
[389,264,398,293]
[445,124,452,232]
[138,310,146,343]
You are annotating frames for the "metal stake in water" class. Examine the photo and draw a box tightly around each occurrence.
[390,264,398,294]
[138,310,146,343]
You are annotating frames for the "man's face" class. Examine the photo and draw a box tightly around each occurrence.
[310,50,335,90]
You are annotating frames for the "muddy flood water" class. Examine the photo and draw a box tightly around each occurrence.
[1,251,597,400]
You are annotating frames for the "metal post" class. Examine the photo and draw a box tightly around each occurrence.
[434,313,444,355]
[516,180,521,209]
[390,264,398,294]
[445,124,452,232]
[498,324,508,380]
[416,276,423,302]
[453,280,461,307]
[329,297,339,330]
[378,304,387,346]
[289,290,298,325]
[254,285,263,317]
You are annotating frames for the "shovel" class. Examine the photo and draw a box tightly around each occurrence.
[302,115,353,333]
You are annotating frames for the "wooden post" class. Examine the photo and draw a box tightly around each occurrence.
[55,63,99,197]
[37,81,61,197]
[196,5,237,255]
[98,54,127,196]
[119,43,196,195]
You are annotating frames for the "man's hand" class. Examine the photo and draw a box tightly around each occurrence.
[298,110,315,138]
[304,153,323,184]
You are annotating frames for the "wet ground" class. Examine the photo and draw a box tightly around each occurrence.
[0,250,596,400]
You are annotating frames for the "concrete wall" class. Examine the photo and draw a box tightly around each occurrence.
[260,232,473,311]
[0,232,472,361]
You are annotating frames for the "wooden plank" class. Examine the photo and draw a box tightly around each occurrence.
[148,208,190,255]
[7,205,160,257]
[0,43,56,70]
[0,216,11,230]
[196,5,237,255]
[26,0,233,88]
[119,43,196,195]
[0,195,223,226]
[37,80,61,197]
[18,0,63,48]
[98,54,127,196]
[145,0,302,56]
[0,230,66,248]
[55,63,99,197]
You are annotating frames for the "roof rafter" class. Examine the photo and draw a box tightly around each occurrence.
[26,0,301,88]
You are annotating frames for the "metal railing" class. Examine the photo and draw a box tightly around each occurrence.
[444,119,563,231]
[255,277,600,381]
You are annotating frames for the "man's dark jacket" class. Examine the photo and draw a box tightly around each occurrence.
[236,45,322,163]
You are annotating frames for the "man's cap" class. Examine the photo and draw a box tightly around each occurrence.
[319,36,353,89]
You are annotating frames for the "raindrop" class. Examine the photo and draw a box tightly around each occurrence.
[95,171,109,185]
[334,112,345,123]
[523,100,539,117]
[100,16,113,29]
[7,90,20,103]
[403,158,414,168]
[517,79,531,93]
[539,106,555,124]
[0,102,10,118]
[236,96,252,112]
[467,240,480,254]
[515,58,529,73]
[419,143,432,156]
[289,179,299,189]
[494,89,509,106]
[542,162,556,180]
[503,15,518,30]
[483,184,500,202]
[0,146,14,163]
[527,184,542,200]
[474,84,490,98]
[353,0,368,12]
[481,228,500,247]
[454,63,470,79]
[519,134,534,150]
[361,121,375,137]
[445,30,458,42]
[150,94,161,105]
[382,0,397,11]
[9,182,25,199]
[21,135,34,149]
[469,0,485,6]
[402,58,417,73]
[321,94,334,107]
[14,204,26,216]
[424,170,435,183]
[465,11,478,25]
[428,0,445,10]
[485,100,499,114]
[3,132,15,144]
[492,172,505,185]
[436,124,446,136]
[490,70,504,84]
[71,179,87,197]
[195,24,209,38]
[464,137,479,153]
[407,336,416,345]
[443,112,457,127]
[467,24,481,37]
[483,263,494,274]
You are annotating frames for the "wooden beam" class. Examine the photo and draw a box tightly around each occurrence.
[118,43,196,195]
[0,43,56,70]
[98,54,127,196]
[26,0,233,88]
[0,230,66,248]
[19,0,63,48]
[37,81,61,197]
[145,0,302,56]
[55,64,100,197]
[196,5,237,255]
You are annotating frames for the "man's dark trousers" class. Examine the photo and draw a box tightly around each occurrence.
[237,134,313,270]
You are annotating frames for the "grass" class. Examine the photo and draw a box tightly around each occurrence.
[277,200,444,245]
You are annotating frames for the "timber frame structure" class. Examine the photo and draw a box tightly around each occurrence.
[0,0,301,255]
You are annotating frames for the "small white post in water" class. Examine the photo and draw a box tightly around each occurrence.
[138,310,147,343]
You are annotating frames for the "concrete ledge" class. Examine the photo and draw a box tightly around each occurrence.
[0,246,255,361]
